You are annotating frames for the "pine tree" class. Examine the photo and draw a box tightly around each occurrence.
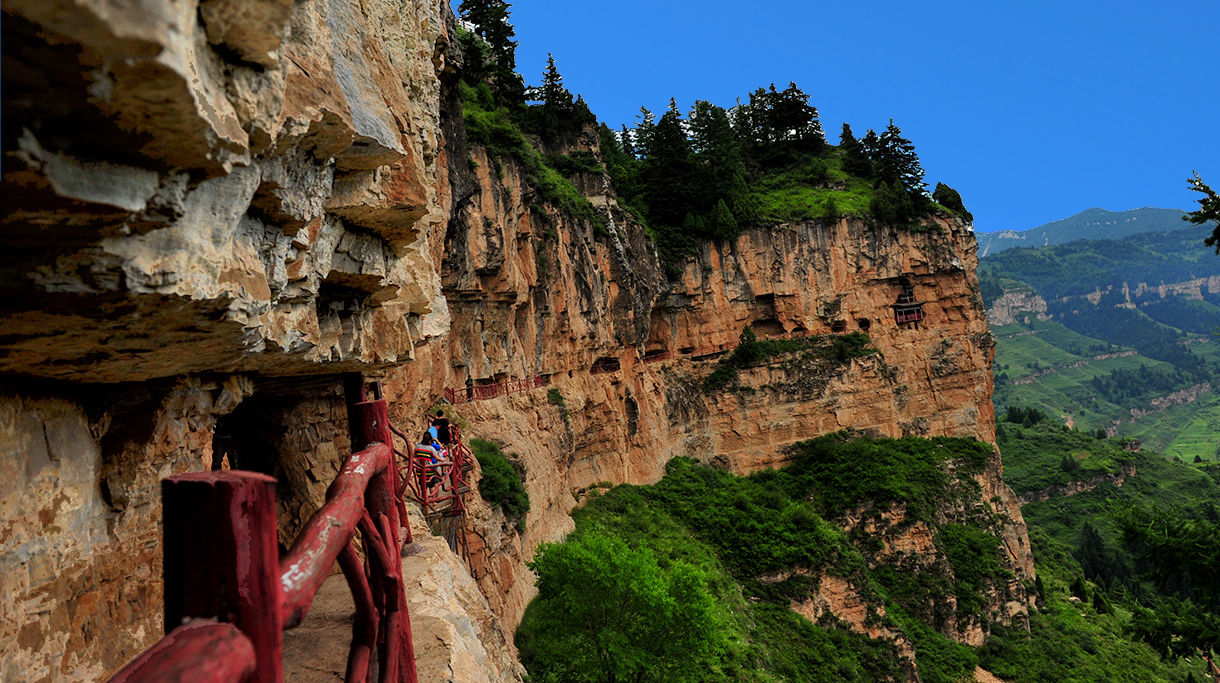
[731,82,824,153]
[540,54,573,113]
[689,100,751,225]
[530,53,575,136]
[634,107,657,156]
[839,123,871,178]
[861,128,881,164]
[932,182,974,222]
[1185,172,1220,253]
[770,82,825,150]
[458,0,522,101]
[619,125,634,157]
[641,101,697,227]
[875,119,927,197]
[709,198,739,241]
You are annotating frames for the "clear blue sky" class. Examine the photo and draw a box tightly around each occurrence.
[456,1,1219,233]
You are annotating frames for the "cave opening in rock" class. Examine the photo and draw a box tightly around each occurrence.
[590,356,621,375]
[750,317,785,337]
[211,377,352,552]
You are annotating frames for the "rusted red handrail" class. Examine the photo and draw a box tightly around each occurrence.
[443,375,545,405]
[641,350,673,364]
[280,441,392,628]
[109,389,418,683]
[108,620,256,683]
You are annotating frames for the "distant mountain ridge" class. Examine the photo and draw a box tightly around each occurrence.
[978,207,1206,256]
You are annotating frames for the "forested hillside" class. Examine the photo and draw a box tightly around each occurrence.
[991,412,1220,682]
[981,225,1220,461]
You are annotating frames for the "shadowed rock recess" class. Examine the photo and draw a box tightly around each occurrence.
[1,1,1032,680]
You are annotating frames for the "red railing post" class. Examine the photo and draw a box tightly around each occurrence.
[162,472,283,683]
[350,394,419,683]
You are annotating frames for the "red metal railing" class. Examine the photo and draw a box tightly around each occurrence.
[641,350,674,364]
[109,389,418,683]
[109,620,255,683]
[895,309,925,324]
[390,423,473,564]
[443,375,545,405]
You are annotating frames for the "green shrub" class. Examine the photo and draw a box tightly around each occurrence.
[470,437,529,531]
[547,150,603,176]
[518,530,727,682]
[702,328,877,393]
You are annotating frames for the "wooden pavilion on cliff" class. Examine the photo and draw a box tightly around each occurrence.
[891,275,926,328]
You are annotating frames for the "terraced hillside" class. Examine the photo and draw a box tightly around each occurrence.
[982,223,1220,462]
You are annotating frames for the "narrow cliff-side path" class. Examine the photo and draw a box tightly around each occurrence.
[282,516,525,681]
[282,576,352,681]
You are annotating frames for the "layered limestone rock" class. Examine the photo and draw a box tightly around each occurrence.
[2,0,452,383]
[0,379,245,680]
[0,0,468,676]
[987,288,1050,326]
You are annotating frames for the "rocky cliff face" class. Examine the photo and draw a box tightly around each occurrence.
[3,0,452,384]
[988,289,1050,326]
[2,1,1031,678]
[380,115,1032,643]
[0,0,479,677]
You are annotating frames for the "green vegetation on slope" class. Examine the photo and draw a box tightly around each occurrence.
[459,80,603,230]
[996,411,1136,497]
[518,435,1014,683]
[470,437,529,531]
[990,313,1219,461]
[702,326,877,392]
[990,417,1220,681]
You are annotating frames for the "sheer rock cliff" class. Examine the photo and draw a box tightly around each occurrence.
[2,1,1030,679]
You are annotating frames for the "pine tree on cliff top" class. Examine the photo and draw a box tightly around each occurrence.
[458,0,522,101]
[839,122,871,178]
[527,53,574,136]
[539,54,573,112]
[641,100,698,227]
[874,119,927,198]
[689,100,752,233]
